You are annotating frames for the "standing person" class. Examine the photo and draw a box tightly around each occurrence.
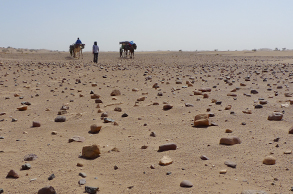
[92,41,99,63]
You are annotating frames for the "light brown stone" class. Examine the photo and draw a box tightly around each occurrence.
[263,155,276,165]
[82,144,101,159]
[159,156,173,166]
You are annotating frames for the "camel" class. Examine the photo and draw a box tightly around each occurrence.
[69,44,85,59]
[119,42,137,59]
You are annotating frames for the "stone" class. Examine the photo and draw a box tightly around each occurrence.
[77,162,84,167]
[24,154,38,161]
[263,155,276,165]
[203,93,209,98]
[268,112,283,121]
[152,83,159,88]
[159,156,173,166]
[104,118,114,123]
[79,179,86,185]
[101,112,108,117]
[32,121,41,127]
[284,150,292,154]
[91,94,100,99]
[95,98,103,103]
[219,137,241,145]
[150,132,156,137]
[185,103,194,107]
[158,143,177,151]
[251,89,258,94]
[54,116,66,122]
[242,109,252,114]
[225,129,233,133]
[82,144,101,159]
[58,110,67,115]
[219,169,227,174]
[68,136,85,143]
[17,105,27,111]
[180,180,193,188]
[227,93,237,97]
[241,190,268,194]
[289,126,293,134]
[163,104,173,110]
[6,170,19,178]
[21,163,31,170]
[225,105,232,110]
[194,114,209,127]
[121,113,128,117]
[85,186,99,194]
[37,186,56,194]
[259,100,268,105]
[199,88,211,92]
[200,155,209,160]
[79,172,87,178]
[51,131,57,135]
[110,89,121,96]
[137,96,146,101]
[285,93,293,97]
[60,105,69,110]
[193,91,202,95]
[48,174,55,180]
[0,189,3,193]
[114,107,122,112]
[90,124,102,134]
[224,161,237,168]
[254,104,263,109]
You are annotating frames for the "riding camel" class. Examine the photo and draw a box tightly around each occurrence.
[69,44,85,59]
[119,41,137,59]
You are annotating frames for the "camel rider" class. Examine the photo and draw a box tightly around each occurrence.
[75,38,82,47]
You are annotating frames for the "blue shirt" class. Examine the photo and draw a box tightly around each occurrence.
[76,39,82,44]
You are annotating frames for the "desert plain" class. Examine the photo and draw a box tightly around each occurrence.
[1,49,293,194]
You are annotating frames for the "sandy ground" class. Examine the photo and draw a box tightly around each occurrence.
[1,50,293,194]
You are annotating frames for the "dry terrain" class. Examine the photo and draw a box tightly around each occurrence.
[1,50,293,194]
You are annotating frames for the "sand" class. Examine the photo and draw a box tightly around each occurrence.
[1,50,293,193]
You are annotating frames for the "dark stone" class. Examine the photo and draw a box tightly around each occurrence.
[158,143,177,151]
[150,132,156,137]
[215,101,222,105]
[166,171,172,175]
[79,172,87,178]
[48,174,55,180]
[85,186,99,194]
[200,155,209,160]
[54,116,66,122]
[121,113,128,117]
[22,163,31,170]
[254,105,263,109]
[251,89,258,94]
[0,189,3,193]
[37,186,56,194]
[95,98,103,103]
[32,121,41,127]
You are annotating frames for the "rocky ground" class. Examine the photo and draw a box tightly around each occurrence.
[1,50,293,194]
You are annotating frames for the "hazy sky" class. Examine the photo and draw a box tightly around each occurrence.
[1,0,292,52]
